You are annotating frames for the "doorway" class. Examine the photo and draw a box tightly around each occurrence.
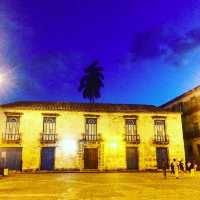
[40,147,55,170]
[126,147,138,170]
[156,147,168,169]
[84,148,98,169]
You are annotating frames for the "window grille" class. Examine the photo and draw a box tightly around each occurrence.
[85,118,97,135]
[5,116,20,134]
[125,119,137,135]
[43,117,56,134]
[154,120,165,137]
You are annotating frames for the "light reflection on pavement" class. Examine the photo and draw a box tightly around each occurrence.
[0,172,199,200]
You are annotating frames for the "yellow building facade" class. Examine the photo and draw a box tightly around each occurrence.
[0,101,185,171]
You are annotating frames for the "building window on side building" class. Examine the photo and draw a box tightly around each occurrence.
[4,116,21,142]
[41,117,57,143]
[84,118,98,141]
[154,120,168,144]
[171,102,184,112]
[125,119,140,143]
[193,123,200,138]
[177,102,183,112]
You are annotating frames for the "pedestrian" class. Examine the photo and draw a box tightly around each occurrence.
[162,159,167,179]
[190,161,195,177]
[194,163,198,172]
[179,159,184,172]
[170,158,176,174]
[174,159,179,179]
[186,161,191,173]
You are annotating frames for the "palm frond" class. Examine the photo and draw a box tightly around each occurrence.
[78,60,104,103]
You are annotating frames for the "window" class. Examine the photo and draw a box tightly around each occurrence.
[125,119,137,135]
[154,120,166,137]
[197,144,200,156]
[85,118,97,135]
[177,102,183,112]
[193,123,200,137]
[43,117,56,134]
[5,116,20,135]
[172,102,183,112]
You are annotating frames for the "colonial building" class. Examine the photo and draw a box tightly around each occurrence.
[0,101,185,171]
[161,85,200,164]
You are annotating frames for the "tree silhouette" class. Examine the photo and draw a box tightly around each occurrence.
[78,60,104,103]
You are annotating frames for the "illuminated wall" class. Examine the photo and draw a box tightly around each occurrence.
[0,106,185,171]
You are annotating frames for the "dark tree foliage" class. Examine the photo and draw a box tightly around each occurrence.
[78,60,104,103]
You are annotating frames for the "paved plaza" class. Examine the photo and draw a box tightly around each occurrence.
[0,172,200,200]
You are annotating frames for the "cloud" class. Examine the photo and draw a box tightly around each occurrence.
[131,26,200,65]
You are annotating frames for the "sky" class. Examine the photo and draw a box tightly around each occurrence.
[0,0,200,105]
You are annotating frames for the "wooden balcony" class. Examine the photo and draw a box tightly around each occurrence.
[40,133,57,143]
[80,133,102,143]
[153,134,169,145]
[125,134,140,144]
[2,133,21,143]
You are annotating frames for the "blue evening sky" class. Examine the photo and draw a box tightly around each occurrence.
[0,0,200,105]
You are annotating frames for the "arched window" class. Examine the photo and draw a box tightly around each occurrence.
[6,116,20,134]
[85,118,97,135]
[154,120,166,138]
[43,117,56,134]
[125,119,137,135]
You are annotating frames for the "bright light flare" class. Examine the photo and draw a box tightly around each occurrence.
[59,138,78,154]
[110,142,117,148]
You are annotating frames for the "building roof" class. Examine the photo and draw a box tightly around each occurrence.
[0,101,177,113]
[161,85,200,108]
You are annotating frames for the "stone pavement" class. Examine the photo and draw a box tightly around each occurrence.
[0,172,199,200]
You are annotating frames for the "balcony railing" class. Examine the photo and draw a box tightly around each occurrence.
[80,133,102,143]
[125,134,140,144]
[2,133,21,143]
[40,133,57,143]
[153,134,169,145]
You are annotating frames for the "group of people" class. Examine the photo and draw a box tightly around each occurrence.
[162,158,198,179]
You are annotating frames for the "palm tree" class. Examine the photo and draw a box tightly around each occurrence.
[78,60,104,103]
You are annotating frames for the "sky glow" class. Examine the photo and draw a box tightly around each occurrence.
[1,0,200,105]
[0,65,17,98]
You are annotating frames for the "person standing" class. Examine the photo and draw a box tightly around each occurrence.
[174,159,179,179]
[179,160,184,172]
[194,162,198,172]
[170,158,176,174]
[190,161,195,177]
[186,161,191,173]
[162,159,167,179]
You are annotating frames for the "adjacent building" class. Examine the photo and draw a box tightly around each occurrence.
[161,85,200,164]
[0,101,185,171]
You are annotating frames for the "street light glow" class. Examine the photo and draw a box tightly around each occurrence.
[110,142,117,149]
[60,138,78,154]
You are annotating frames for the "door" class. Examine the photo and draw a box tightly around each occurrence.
[0,148,22,170]
[41,147,55,170]
[126,147,138,170]
[84,148,98,169]
[156,147,169,169]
